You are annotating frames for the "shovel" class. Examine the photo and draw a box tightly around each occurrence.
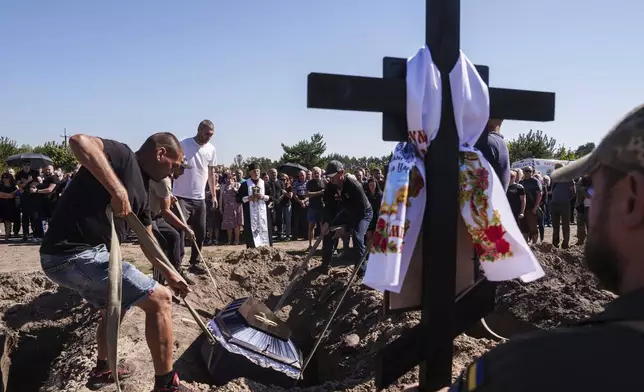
[173,202,226,305]
[106,211,218,381]
[273,225,343,313]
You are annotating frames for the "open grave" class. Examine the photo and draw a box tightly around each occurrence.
[0,245,615,392]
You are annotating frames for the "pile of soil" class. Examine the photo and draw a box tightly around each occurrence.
[0,243,613,391]
[496,243,616,329]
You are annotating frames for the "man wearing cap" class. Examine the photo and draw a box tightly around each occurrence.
[424,105,644,391]
[321,160,372,273]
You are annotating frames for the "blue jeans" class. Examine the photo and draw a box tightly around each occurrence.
[40,244,157,310]
[322,209,373,266]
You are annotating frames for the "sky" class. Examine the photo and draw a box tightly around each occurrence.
[1,0,642,165]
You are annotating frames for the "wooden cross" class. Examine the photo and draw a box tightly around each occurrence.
[306,0,555,390]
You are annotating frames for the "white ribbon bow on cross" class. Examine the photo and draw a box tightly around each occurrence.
[363,46,544,293]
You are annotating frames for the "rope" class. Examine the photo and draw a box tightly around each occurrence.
[106,207,123,392]
[299,235,374,379]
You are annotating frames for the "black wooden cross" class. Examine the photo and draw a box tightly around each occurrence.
[306,0,555,390]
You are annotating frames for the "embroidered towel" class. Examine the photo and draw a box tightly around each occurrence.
[363,46,440,293]
[450,53,544,282]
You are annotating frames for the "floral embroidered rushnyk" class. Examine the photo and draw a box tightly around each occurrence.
[363,46,544,294]
[460,151,513,262]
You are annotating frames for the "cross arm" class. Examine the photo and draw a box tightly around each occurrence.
[307,72,555,120]
[307,60,555,142]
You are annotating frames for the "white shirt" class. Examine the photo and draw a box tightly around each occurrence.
[172,137,217,200]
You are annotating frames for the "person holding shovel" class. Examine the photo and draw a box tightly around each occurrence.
[39,132,193,392]
[320,160,373,274]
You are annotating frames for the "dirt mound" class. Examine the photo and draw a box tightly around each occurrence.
[496,243,617,329]
[0,243,615,391]
[0,272,96,392]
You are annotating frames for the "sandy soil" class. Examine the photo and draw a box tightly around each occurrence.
[0,226,608,392]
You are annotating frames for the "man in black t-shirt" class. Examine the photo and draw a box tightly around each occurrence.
[15,160,40,240]
[506,170,526,223]
[36,165,61,221]
[39,133,193,392]
[519,166,542,243]
[321,160,373,273]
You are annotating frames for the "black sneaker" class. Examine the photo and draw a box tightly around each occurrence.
[86,361,136,390]
[151,372,194,392]
[188,263,206,275]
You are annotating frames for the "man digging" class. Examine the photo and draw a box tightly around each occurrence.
[39,133,193,392]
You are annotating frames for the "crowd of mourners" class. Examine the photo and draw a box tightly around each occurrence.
[0,161,79,242]
[506,165,593,249]
[205,166,385,247]
[0,156,387,253]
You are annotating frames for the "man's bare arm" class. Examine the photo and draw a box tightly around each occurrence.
[159,196,189,231]
[534,190,543,209]
[520,194,526,215]
[69,134,126,199]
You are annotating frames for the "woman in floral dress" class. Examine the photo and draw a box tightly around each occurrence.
[220,175,243,244]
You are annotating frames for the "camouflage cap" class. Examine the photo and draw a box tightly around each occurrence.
[551,104,644,182]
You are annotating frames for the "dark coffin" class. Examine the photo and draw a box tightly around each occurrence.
[200,297,303,388]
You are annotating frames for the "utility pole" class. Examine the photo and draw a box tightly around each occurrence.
[60,128,68,148]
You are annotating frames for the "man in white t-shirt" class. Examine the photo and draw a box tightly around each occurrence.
[173,119,218,274]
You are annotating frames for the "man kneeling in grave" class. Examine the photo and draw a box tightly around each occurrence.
[39,133,193,392]
[320,160,373,274]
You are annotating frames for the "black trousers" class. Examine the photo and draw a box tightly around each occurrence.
[152,217,182,283]
[22,209,44,238]
[177,197,206,264]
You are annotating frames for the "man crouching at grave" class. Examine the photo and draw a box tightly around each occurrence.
[39,133,193,392]
[320,160,372,275]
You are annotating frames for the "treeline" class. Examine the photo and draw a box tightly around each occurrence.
[228,133,391,173]
[0,137,77,172]
[0,130,596,176]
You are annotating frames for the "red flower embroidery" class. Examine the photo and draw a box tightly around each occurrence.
[474,242,485,257]
[496,238,510,254]
[459,153,514,262]
[484,225,504,243]
[379,239,387,253]
[374,231,383,247]
[376,218,386,231]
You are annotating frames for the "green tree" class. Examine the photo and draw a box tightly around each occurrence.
[17,144,33,153]
[553,145,577,161]
[242,156,278,173]
[33,141,78,172]
[279,133,327,169]
[575,142,595,157]
[0,137,19,172]
[506,129,558,163]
